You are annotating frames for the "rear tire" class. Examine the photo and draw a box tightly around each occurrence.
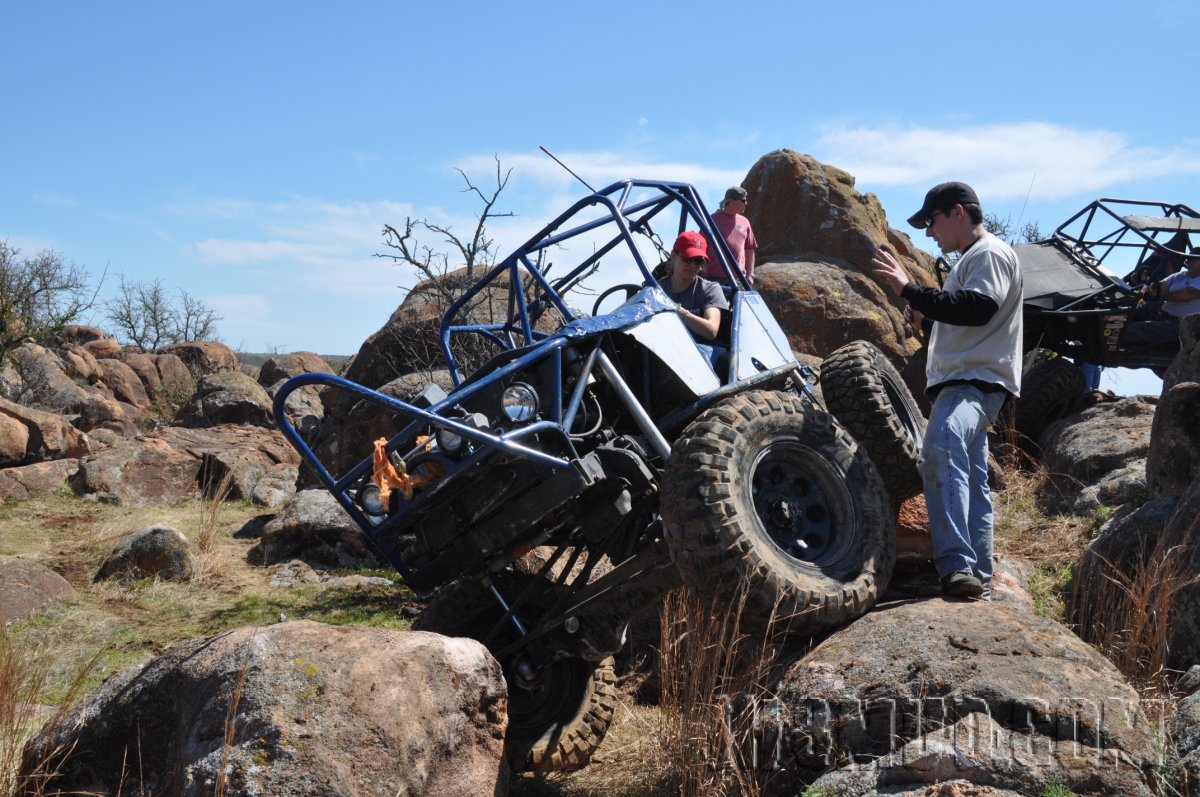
[660,390,894,636]
[414,577,617,773]
[820,340,926,504]
[1015,357,1085,452]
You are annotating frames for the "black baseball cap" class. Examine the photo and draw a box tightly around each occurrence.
[907,181,979,229]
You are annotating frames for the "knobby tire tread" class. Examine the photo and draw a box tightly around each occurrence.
[820,340,926,503]
[660,390,894,636]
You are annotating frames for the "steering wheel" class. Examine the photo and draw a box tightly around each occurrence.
[592,283,643,316]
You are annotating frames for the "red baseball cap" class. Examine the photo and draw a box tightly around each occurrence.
[673,231,708,261]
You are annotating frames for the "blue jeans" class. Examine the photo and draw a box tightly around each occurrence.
[1080,362,1103,391]
[1120,315,1179,348]
[919,383,1008,588]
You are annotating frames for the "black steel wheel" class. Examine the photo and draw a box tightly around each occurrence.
[660,390,894,635]
[820,340,927,504]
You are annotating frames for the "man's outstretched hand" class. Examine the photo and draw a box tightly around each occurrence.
[872,247,910,296]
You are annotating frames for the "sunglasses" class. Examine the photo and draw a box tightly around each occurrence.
[924,209,947,229]
[681,256,707,266]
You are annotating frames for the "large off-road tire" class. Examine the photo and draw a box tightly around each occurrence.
[660,390,894,636]
[1014,356,1085,452]
[820,340,927,504]
[413,577,617,773]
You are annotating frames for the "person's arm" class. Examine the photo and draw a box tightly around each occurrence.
[1164,282,1200,302]
[676,305,721,339]
[745,248,755,284]
[900,284,999,326]
[874,247,999,327]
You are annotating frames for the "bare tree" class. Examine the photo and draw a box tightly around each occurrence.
[177,290,221,342]
[104,275,222,351]
[985,212,1044,245]
[0,240,98,364]
[377,156,515,306]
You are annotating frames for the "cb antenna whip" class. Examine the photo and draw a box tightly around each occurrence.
[539,145,595,193]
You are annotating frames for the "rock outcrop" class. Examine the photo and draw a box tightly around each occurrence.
[257,350,334,387]
[0,458,80,500]
[251,489,384,569]
[163,340,241,378]
[94,524,194,583]
[0,395,91,466]
[174,371,274,429]
[1039,395,1155,513]
[775,597,1157,795]
[0,560,73,624]
[744,149,937,396]
[20,622,509,797]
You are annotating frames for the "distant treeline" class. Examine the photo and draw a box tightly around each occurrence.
[238,352,349,371]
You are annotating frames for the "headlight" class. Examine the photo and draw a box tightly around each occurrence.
[359,482,387,516]
[435,427,466,454]
[435,412,489,456]
[501,383,539,422]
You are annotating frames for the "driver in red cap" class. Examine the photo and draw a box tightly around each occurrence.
[661,231,729,341]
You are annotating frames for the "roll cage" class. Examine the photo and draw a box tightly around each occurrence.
[1018,198,1200,368]
[436,179,754,385]
[274,179,803,585]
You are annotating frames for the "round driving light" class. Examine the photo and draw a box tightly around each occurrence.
[435,427,466,454]
[359,482,387,515]
[501,383,539,422]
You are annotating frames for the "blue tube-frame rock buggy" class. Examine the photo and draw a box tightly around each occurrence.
[273,179,895,772]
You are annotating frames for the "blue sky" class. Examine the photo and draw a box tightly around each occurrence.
[4,1,1198,395]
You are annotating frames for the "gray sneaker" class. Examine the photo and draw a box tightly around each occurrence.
[942,571,984,598]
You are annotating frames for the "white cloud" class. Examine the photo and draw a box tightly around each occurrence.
[813,121,1200,201]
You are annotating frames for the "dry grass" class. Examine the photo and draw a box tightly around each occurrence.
[0,624,97,797]
[1071,510,1200,694]
[993,465,1094,567]
[655,586,792,797]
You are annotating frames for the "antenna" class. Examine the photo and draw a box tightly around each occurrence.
[1015,172,1037,230]
[539,145,596,193]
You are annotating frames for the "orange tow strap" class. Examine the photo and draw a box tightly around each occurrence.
[372,438,416,503]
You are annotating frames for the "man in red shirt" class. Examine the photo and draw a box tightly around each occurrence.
[705,186,758,286]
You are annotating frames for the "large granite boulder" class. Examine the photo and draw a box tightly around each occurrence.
[20,622,509,797]
[94,524,194,583]
[747,149,934,284]
[743,149,936,390]
[154,351,196,400]
[0,560,73,624]
[73,437,202,505]
[1039,396,1156,513]
[0,459,80,500]
[163,340,240,379]
[119,351,165,403]
[257,351,334,388]
[96,357,151,409]
[0,395,91,465]
[61,345,102,382]
[251,489,383,569]
[174,371,274,428]
[0,411,30,465]
[773,598,1157,795]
